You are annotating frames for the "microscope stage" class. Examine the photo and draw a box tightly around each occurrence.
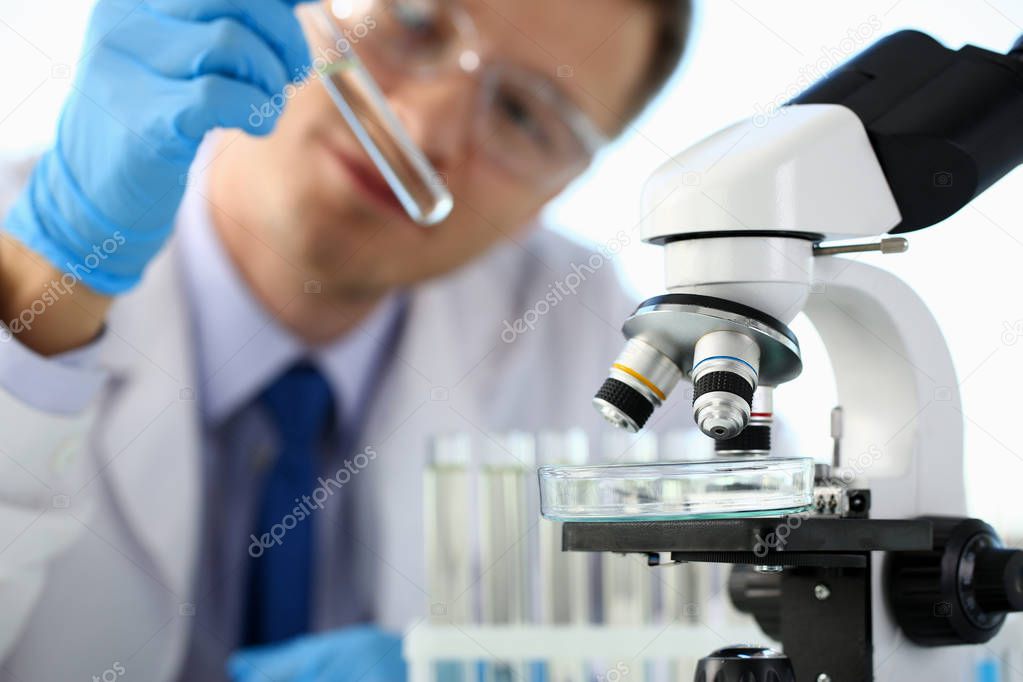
[562,516,933,568]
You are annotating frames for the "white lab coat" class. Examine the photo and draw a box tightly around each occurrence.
[0,162,681,680]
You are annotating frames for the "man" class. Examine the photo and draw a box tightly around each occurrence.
[0,0,690,679]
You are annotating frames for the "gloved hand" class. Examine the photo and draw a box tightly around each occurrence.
[4,0,314,295]
[228,625,407,682]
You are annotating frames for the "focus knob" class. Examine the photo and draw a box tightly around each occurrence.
[973,547,1023,613]
[887,517,1023,646]
[693,646,795,682]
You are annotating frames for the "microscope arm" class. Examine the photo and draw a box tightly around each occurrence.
[802,256,966,517]
[802,255,976,677]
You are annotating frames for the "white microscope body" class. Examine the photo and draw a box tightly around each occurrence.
[589,30,1023,681]
[641,102,968,680]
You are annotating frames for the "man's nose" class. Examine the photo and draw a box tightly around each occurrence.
[388,73,477,173]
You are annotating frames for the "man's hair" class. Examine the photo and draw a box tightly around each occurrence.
[625,0,693,123]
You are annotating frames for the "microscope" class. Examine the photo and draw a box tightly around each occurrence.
[565,30,1023,681]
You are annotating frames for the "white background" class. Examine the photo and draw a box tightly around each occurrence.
[0,0,1020,541]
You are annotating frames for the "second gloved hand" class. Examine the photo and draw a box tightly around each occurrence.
[228,625,407,682]
[4,0,313,295]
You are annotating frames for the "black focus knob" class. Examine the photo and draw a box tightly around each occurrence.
[728,566,782,642]
[887,517,1023,646]
[973,547,1023,613]
[693,646,795,682]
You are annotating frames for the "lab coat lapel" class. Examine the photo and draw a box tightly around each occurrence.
[359,236,530,445]
[353,241,531,630]
[94,239,202,601]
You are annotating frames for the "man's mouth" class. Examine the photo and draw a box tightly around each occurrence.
[320,137,409,219]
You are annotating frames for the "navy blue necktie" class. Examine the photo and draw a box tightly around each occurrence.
[243,362,335,646]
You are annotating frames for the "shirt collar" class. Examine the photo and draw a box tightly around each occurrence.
[176,178,404,430]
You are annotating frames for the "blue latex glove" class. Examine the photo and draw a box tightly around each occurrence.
[4,0,314,294]
[228,625,407,682]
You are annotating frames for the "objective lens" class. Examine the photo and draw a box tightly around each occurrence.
[592,338,682,432]
[690,331,760,440]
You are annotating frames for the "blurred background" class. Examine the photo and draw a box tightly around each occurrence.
[0,0,1020,541]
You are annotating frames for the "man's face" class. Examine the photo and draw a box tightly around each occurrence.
[215,0,655,298]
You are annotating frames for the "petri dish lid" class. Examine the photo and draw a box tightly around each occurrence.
[538,457,814,521]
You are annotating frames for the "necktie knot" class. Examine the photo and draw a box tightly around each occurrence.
[260,362,335,454]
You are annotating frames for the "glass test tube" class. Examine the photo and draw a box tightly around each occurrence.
[425,434,473,682]
[306,4,454,225]
[479,432,533,682]
[600,431,657,682]
[657,431,702,682]
[537,429,591,682]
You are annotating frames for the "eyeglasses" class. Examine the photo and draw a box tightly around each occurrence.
[321,0,610,188]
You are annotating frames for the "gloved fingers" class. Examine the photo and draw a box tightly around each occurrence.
[227,639,323,681]
[74,47,282,145]
[226,627,407,682]
[142,0,313,77]
[323,632,407,682]
[172,74,287,140]
[102,11,292,100]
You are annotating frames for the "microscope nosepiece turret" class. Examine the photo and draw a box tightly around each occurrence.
[593,294,801,439]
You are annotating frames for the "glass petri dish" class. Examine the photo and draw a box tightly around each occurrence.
[538,457,815,522]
